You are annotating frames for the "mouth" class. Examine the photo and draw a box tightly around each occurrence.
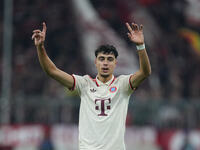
[102,68,109,73]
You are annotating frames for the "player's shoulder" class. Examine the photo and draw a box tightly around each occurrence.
[116,74,131,80]
[72,74,89,84]
[76,74,96,82]
[73,74,88,78]
[114,74,132,84]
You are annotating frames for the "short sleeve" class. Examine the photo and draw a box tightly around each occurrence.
[119,74,135,96]
[71,74,88,95]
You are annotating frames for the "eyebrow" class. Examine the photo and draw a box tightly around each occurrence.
[98,55,115,59]
[98,56,105,59]
[98,56,115,62]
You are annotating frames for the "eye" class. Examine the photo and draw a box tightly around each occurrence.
[98,57,105,61]
[108,57,114,62]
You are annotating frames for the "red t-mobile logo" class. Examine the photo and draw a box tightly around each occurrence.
[95,98,111,116]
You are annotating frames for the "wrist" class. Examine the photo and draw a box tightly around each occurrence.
[36,43,44,50]
[136,43,145,51]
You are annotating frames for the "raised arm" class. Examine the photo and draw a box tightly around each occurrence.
[32,22,74,89]
[126,22,151,89]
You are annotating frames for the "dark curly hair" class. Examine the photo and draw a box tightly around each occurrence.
[95,44,118,58]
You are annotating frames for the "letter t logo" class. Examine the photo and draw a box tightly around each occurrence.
[95,98,111,116]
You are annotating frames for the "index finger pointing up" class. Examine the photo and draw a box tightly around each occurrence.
[42,22,47,33]
[126,22,133,33]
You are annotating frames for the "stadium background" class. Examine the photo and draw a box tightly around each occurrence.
[0,0,200,150]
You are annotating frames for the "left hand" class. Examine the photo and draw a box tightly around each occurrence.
[126,23,144,45]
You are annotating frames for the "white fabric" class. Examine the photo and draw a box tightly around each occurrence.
[136,44,146,51]
[73,74,134,150]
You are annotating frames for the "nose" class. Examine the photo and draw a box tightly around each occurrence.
[103,60,108,66]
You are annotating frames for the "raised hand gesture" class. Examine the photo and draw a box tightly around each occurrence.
[32,22,47,47]
[126,23,144,45]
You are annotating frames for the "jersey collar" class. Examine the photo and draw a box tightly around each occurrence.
[96,75,115,86]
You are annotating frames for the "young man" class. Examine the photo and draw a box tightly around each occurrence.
[32,22,151,150]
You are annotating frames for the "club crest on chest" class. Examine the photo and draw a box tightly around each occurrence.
[109,86,117,93]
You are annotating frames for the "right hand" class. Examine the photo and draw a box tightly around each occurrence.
[32,22,47,47]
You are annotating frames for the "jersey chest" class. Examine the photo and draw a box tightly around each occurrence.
[86,84,119,99]
[82,83,121,116]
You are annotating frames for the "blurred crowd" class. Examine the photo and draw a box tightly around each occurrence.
[90,0,200,100]
[0,0,200,99]
[0,0,200,124]
[1,0,86,98]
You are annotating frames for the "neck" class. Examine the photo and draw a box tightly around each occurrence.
[97,74,113,83]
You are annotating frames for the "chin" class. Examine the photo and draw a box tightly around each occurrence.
[100,74,110,78]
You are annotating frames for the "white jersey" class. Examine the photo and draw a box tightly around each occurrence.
[72,74,135,150]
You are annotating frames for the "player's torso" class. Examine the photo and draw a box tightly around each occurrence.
[78,75,130,150]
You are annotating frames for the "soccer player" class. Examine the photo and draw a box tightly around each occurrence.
[32,22,151,150]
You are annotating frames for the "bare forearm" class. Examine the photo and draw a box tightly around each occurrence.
[126,22,151,88]
[138,49,151,77]
[36,44,57,75]
[32,22,74,89]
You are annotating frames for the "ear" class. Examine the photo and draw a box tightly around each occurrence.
[115,59,117,65]
[95,58,97,65]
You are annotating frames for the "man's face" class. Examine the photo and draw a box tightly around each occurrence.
[95,53,117,78]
